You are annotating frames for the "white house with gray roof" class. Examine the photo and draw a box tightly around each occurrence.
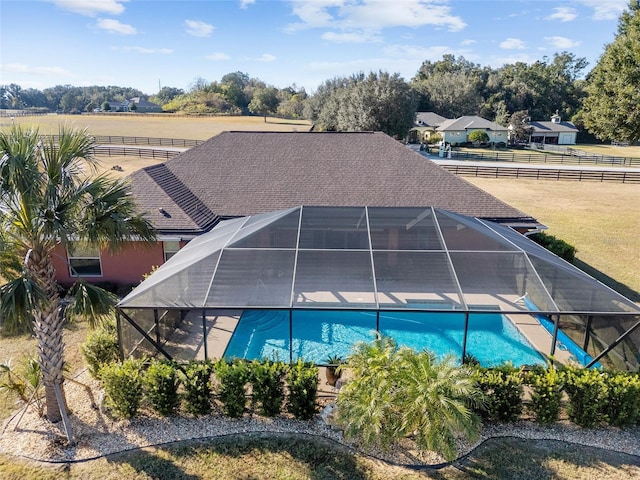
[436,116,509,145]
[526,113,579,145]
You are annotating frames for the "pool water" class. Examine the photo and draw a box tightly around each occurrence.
[224,309,546,367]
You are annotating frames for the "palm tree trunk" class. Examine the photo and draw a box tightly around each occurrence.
[27,249,67,423]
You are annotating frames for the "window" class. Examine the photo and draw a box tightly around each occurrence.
[163,241,181,262]
[68,242,102,277]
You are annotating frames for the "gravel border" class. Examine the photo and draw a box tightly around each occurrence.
[1,370,639,467]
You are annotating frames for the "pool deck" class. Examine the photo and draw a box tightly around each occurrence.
[164,310,239,361]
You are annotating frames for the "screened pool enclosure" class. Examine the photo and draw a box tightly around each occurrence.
[117,206,640,371]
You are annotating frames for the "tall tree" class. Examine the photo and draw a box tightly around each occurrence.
[411,55,484,117]
[308,71,416,138]
[0,125,156,422]
[338,71,416,138]
[508,110,534,145]
[248,87,279,121]
[581,1,640,143]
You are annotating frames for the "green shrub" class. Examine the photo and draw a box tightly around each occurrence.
[475,365,524,422]
[0,355,44,416]
[180,360,214,415]
[286,359,319,420]
[602,371,640,427]
[526,365,563,424]
[80,321,120,378]
[143,360,180,416]
[563,367,606,428]
[100,358,144,418]
[249,360,286,417]
[214,359,249,418]
[468,130,490,144]
[529,232,577,263]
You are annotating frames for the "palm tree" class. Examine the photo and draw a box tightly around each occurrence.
[336,335,482,461]
[0,124,155,422]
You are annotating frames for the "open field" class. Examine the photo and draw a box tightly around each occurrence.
[0,114,312,140]
[465,178,640,300]
[573,143,640,158]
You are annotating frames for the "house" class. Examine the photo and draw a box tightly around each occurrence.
[526,113,579,145]
[50,131,543,287]
[104,100,130,112]
[408,112,447,143]
[436,116,508,146]
[129,97,162,113]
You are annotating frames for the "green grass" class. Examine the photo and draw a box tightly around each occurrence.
[1,435,639,479]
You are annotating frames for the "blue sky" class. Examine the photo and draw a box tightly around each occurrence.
[0,0,630,95]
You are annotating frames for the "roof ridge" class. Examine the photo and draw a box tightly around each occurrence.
[145,164,218,230]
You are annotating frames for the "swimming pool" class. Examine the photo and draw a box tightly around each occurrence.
[223,309,546,367]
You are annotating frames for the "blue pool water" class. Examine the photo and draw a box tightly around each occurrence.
[223,309,546,367]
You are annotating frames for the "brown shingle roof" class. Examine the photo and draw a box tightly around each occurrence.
[130,131,537,234]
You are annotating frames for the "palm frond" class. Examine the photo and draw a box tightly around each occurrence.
[0,275,46,334]
[76,174,156,248]
[65,280,117,327]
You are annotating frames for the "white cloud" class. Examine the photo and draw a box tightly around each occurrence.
[116,46,174,54]
[487,53,535,67]
[578,0,627,20]
[460,39,476,46]
[546,7,577,22]
[287,0,466,33]
[239,0,255,9]
[96,18,136,35]
[1,63,73,77]
[544,36,581,49]
[383,44,468,60]
[185,20,214,37]
[321,31,382,43]
[257,53,276,62]
[205,52,231,61]
[51,0,127,17]
[500,38,526,50]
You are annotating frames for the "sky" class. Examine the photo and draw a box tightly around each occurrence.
[0,0,631,95]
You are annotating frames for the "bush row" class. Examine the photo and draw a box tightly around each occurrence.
[474,364,640,428]
[99,358,319,421]
[82,325,639,428]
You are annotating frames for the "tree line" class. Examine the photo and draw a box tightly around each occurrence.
[2,1,639,143]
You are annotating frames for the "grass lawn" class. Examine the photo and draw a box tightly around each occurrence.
[1,435,639,480]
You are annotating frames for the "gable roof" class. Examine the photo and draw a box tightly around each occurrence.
[415,112,447,127]
[528,121,579,133]
[129,131,539,235]
[129,97,161,108]
[437,116,507,132]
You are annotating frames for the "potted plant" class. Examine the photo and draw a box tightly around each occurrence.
[325,355,345,387]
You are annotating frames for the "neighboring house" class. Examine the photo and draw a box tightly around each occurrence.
[129,97,163,113]
[51,131,543,286]
[526,113,579,145]
[408,112,447,143]
[104,100,130,112]
[436,116,509,145]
